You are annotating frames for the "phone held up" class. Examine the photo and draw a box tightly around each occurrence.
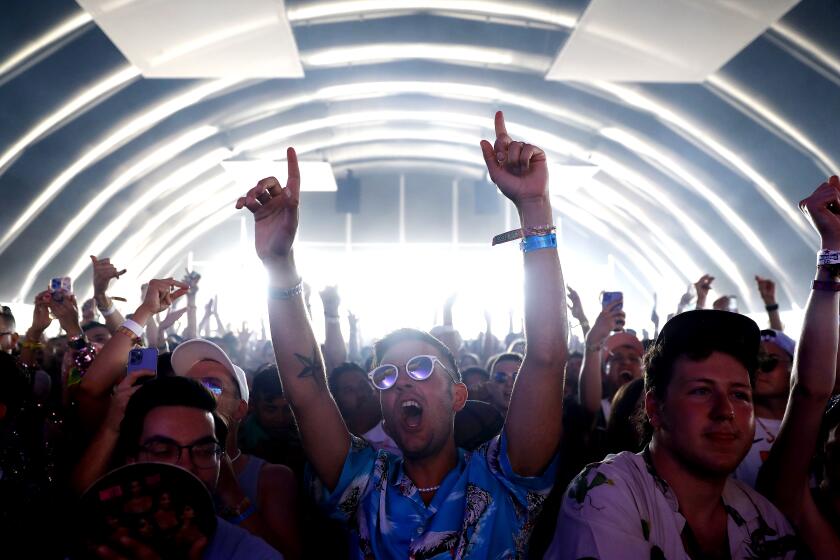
[601,291,625,331]
[50,276,72,302]
[127,347,158,386]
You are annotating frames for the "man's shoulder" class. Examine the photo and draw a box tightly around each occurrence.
[724,477,795,534]
[205,517,282,560]
[563,452,651,509]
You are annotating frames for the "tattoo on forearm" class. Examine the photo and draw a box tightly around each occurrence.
[294,347,325,386]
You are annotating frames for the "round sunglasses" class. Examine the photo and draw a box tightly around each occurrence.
[368,355,458,390]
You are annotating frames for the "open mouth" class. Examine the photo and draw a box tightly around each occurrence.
[401,399,424,429]
[619,371,634,383]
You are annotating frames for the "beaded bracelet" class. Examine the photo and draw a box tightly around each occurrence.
[269,279,303,300]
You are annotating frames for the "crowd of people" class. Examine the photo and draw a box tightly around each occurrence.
[1,111,838,559]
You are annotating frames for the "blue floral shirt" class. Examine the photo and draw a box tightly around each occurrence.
[311,434,557,559]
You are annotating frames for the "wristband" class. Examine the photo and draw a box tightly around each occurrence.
[120,318,144,338]
[228,503,257,525]
[811,280,840,292]
[492,224,556,246]
[817,250,840,266]
[99,302,117,316]
[68,333,88,351]
[269,279,303,300]
[764,303,779,312]
[520,233,557,253]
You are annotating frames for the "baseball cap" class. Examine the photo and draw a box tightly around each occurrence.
[171,338,249,402]
[655,310,760,372]
[605,332,644,357]
[760,329,796,359]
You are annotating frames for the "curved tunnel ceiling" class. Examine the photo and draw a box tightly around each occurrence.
[1,0,839,327]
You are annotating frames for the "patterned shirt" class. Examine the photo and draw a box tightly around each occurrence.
[548,450,798,559]
[312,433,557,559]
[733,417,780,489]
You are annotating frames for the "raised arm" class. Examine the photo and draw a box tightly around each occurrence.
[757,177,840,557]
[480,111,567,475]
[320,286,347,373]
[578,300,624,416]
[567,286,590,337]
[755,275,784,331]
[91,255,126,332]
[236,148,350,490]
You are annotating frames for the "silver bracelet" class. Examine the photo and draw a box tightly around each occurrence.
[269,279,303,300]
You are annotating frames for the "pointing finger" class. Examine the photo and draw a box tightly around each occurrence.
[286,147,300,200]
[494,110,508,139]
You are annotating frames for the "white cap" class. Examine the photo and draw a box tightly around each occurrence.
[171,338,249,402]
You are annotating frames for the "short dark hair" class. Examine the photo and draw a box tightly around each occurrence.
[118,377,227,461]
[328,362,368,396]
[253,365,285,401]
[0,305,15,330]
[644,310,759,401]
[81,321,108,333]
[461,366,489,383]
[373,328,461,383]
[486,352,523,374]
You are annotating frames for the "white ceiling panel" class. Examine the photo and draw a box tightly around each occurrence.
[76,0,303,78]
[546,0,801,82]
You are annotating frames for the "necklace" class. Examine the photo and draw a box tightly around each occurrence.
[229,449,243,463]
[755,417,777,443]
[417,484,441,493]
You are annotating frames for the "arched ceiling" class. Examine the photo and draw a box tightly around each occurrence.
[1,0,839,333]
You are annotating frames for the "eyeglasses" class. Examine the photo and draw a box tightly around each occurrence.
[493,371,517,384]
[138,439,222,469]
[758,356,788,373]
[200,377,224,397]
[368,355,458,390]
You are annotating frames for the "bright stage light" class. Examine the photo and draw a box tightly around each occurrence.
[221,160,338,192]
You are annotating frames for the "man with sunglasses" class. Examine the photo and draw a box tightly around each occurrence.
[235,111,568,558]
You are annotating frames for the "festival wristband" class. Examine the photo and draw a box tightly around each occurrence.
[120,318,144,338]
[492,224,555,246]
[817,250,840,266]
[811,280,840,292]
[520,233,557,253]
[269,279,303,300]
[99,302,117,316]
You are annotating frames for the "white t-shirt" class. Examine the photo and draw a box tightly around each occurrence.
[733,416,781,489]
[361,420,401,457]
[600,398,612,423]
[547,450,797,559]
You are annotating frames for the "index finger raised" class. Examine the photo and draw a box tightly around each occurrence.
[286,147,300,198]
[494,111,508,138]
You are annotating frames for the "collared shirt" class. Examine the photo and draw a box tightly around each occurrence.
[311,433,557,559]
[548,450,798,559]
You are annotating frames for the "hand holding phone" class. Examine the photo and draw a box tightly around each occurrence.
[601,291,625,331]
[127,348,158,386]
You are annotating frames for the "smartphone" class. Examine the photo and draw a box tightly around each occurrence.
[601,291,623,310]
[601,291,625,331]
[127,348,158,385]
[727,296,738,313]
[50,276,72,302]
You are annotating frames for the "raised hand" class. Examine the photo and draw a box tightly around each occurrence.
[30,290,53,334]
[138,279,189,316]
[755,276,776,305]
[183,270,201,296]
[800,176,840,249]
[480,111,548,206]
[319,286,340,316]
[158,306,188,331]
[91,255,126,296]
[235,147,301,264]
[567,286,586,322]
[48,292,82,336]
[694,274,714,309]
[587,299,625,346]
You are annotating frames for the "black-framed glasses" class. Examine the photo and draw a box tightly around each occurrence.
[492,371,517,384]
[138,439,222,469]
[368,355,458,390]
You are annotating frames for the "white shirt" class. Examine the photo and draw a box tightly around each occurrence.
[733,416,781,489]
[547,451,797,559]
[361,420,401,457]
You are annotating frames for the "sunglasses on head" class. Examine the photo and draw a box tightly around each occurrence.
[368,355,458,390]
[492,371,517,384]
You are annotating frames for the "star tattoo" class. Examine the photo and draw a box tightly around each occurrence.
[294,346,324,385]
